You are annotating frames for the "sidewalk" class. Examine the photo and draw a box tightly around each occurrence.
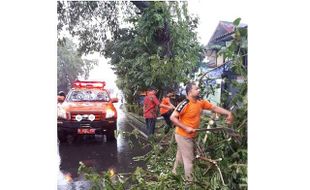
[123,108,164,138]
[126,111,148,137]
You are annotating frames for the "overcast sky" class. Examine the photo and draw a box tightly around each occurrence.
[86,0,249,91]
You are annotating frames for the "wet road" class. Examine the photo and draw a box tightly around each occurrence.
[57,104,149,190]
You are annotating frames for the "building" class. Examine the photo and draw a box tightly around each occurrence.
[201,21,247,108]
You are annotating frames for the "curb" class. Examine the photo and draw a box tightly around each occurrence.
[125,112,148,138]
[124,111,165,138]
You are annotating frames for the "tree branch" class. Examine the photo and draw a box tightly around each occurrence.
[237,118,247,130]
[196,155,226,186]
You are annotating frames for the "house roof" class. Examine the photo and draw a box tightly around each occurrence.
[206,21,247,49]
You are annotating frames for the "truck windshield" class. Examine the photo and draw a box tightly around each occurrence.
[67,89,110,102]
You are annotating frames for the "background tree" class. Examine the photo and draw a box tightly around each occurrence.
[57,1,202,103]
[57,1,138,54]
[57,38,97,93]
[104,2,201,103]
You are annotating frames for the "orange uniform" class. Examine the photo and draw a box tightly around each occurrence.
[175,98,214,138]
[159,97,171,115]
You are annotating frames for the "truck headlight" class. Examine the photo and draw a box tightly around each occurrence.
[75,114,82,122]
[88,114,95,121]
[105,109,115,119]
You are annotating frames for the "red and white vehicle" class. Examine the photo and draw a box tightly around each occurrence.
[57,81,118,143]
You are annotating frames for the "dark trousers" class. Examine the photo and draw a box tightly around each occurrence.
[161,109,173,127]
[145,118,156,135]
[161,110,174,134]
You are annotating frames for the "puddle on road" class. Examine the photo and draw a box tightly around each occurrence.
[57,104,149,190]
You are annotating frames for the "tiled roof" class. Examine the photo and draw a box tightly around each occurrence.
[206,21,247,49]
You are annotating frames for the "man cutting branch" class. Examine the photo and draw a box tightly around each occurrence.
[170,82,234,181]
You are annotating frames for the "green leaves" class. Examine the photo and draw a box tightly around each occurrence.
[101,1,201,103]
[78,110,247,189]
[233,17,241,26]
[197,18,248,189]
[58,1,201,103]
[58,1,137,55]
[57,38,98,93]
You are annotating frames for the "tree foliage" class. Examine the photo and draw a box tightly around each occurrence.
[104,1,202,103]
[196,17,248,189]
[57,1,202,102]
[57,38,97,93]
[57,1,137,54]
[78,18,248,190]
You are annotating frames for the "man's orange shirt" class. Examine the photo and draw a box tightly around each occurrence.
[159,97,170,115]
[175,98,214,138]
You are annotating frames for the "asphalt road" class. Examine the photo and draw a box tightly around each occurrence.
[57,104,149,190]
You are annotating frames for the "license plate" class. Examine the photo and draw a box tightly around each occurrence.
[77,128,96,134]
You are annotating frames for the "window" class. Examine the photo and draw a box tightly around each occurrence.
[67,90,110,102]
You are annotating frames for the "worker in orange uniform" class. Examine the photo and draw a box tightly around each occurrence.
[170,82,234,181]
[159,90,176,134]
